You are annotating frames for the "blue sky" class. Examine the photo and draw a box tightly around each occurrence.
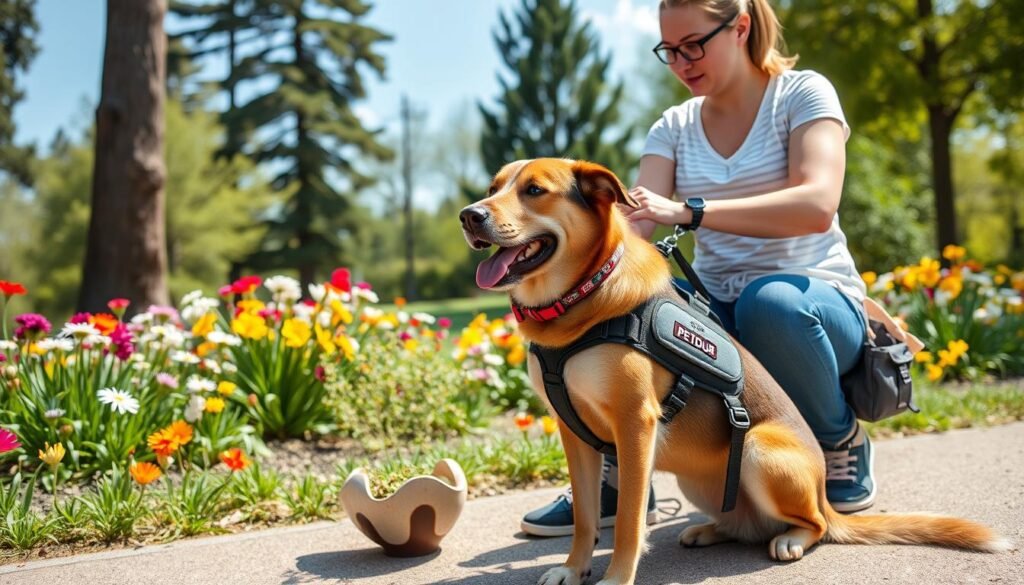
[13,0,662,204]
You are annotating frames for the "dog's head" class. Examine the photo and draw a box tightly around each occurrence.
[459,159,638,299]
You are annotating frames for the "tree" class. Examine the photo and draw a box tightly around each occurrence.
[478,0,635,183]
[779,0,1024,255]
[0,0,38,185]
[79,0,170,313]
[206,0,393,289]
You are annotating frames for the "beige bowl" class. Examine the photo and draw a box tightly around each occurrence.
[339,458,467,557]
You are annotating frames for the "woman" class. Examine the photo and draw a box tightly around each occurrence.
[522,0,872,538]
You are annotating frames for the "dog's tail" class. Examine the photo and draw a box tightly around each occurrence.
[823,505,1012,552]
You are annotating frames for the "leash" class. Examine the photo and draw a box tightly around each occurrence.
[653,225,713,304]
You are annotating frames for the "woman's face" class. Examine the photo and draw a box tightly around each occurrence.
[657,5,746,96]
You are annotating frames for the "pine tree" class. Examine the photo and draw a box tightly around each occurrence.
[478,0,634,184]
[175,0,393,288]
[0,0,38,186]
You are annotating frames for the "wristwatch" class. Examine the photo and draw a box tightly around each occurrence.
[682,196,706,230]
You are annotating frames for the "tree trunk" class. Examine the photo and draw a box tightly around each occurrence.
[927,105,958,255]
[79,0,169,313]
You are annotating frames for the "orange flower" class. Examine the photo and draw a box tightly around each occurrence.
[394,296,407,308]
[147,429,179,457]
[219,448,249,471]
[514,412,535,431]
[166,420,194,446]
[130,461,162,485]
[89,313,119,335]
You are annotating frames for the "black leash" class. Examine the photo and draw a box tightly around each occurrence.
[653,225,713,303]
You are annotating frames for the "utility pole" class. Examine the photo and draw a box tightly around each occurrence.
[400,94,416,301]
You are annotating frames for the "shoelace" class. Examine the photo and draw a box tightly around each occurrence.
[559,459,616,505]
[824,448,858,481]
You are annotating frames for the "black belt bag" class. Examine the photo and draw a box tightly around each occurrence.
[840,320,919,422]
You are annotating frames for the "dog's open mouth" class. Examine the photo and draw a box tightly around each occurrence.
[475,235,556,289]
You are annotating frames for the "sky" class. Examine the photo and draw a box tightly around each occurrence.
[12,0,663,207]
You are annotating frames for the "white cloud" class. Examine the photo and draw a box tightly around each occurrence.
[585,0,661,38]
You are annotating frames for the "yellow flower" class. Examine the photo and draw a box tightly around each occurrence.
[39,442,65,470]
[191,312,217,337]
[860,271,877,287]
[507,343,526,366]
[204,397,225,413]
[403,338,419,352]
[195,341,218,358]
[315,324,336,354]
[938,275,963,299]
[336,333,357,361]
[936,350,957,368]
[1012,273,1024,292]
[540,415,558,435]
[926,364,944,382]
[232,312,269,340]
[917,257,941,288]
[914,351,933,364]
[941,244,966,263]
[217,381,237,396]
[281,318,312,348]
[895,266,918,290]
[236,299,266,314]
[330,300,353,326]
[947,339,969,358]
[470,313,488,329]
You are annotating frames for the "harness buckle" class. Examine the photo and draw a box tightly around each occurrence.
[726,402,751,429]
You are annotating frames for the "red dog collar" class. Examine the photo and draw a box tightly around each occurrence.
[511,243,625,323]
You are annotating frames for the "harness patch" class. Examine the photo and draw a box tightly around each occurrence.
[673,321,717,360]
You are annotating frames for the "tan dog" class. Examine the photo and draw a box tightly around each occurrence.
[460,158,1009,585]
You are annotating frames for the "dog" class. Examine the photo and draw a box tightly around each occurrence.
[459,158,1010,585]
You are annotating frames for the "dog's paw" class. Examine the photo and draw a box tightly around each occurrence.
[538,565,589,585]
[678,522,725,547]
[768,534,806,562]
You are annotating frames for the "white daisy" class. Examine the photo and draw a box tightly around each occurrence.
[201,359,222,375]
[352,287,379,304]
[221,362,238,374]
[44,408,65,419]
[483,353,505,366]
[182,297,220,323]
[307,283,327,304]
[180,289,205,307]
[184,395,206,422]
[171,350,201,365]
[206,331,241,346]
[0,340,19,351]
[291,303,315,323]
[62,322,100,340]
[37,338,74,353]
[186,375,216,394]
[412,312,437,325]
[265,276,302,304]
[97,387,140,415]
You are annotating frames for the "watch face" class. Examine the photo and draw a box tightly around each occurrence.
[686,197,706,210]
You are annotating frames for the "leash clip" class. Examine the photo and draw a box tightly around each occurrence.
[654,224,689,257]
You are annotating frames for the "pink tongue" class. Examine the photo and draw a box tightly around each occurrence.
[476,245,528,289]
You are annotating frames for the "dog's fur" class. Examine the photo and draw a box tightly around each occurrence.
[460,159,1010,585]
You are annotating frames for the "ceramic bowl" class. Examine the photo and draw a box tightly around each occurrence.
[339,458,467,557]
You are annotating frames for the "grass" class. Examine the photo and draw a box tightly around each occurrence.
[865,378,1024,437]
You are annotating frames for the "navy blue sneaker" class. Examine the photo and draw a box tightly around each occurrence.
[824,423,876,513]
[520,460,658,537]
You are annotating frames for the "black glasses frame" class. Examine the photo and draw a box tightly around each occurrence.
[652,13,738,64]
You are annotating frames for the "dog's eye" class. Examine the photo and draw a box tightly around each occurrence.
[525,184,545,196]
[487,185,498,196]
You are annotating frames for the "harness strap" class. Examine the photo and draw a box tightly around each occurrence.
[721,393,750,513]
[532,347,617,456]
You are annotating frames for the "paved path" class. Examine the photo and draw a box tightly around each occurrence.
[3,423,1022,585]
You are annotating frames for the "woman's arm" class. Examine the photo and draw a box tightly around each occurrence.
[622,118,847,239]
[628,154,677,239]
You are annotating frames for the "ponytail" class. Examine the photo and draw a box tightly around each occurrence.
[659,0,798,75]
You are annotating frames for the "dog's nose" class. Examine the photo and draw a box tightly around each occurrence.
[459,206,490,229]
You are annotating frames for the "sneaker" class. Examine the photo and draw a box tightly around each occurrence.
[824,423,876,513]
[520,459,658,537]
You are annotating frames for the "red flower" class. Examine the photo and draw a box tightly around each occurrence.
[329,268,352,293]
[231,275,262,296]
[108,298,130,311]
[219,448,249,471]
[0,281,26,298]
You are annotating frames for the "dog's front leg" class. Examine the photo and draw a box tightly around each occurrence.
[596,410,658,585]
[537,420,603,585]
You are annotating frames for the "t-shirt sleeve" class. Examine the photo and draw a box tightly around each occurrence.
[787,71,850,141]
[641,108,680,160]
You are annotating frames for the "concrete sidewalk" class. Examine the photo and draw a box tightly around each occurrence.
[3,423,1022,585]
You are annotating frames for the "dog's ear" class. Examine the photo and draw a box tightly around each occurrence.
[573,160,640,208]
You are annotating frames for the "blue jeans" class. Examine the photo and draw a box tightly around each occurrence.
[675,274,866,448]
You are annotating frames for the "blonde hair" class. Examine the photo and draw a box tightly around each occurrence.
[659,0,797,75]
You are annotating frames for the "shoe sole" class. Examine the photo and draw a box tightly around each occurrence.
[830,436,877,514]
[521,510,659,537]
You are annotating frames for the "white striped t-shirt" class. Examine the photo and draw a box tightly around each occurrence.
[642,69,866,304]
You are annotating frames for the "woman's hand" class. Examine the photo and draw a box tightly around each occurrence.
[619,186,692,226]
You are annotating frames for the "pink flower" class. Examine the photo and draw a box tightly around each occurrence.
[108,298,130,317]
[156,373,179,389]
[314,365,326,382]
[14,313,51,341]
[355,281,372,290]
[218,285,235,298]
[438,318,452,329]
[69,312,92,324]
[147,305,180,324]
[109,323,135,361]
[0,428,21,453]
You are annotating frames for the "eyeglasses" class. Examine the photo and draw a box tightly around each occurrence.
[652,13,738,64]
